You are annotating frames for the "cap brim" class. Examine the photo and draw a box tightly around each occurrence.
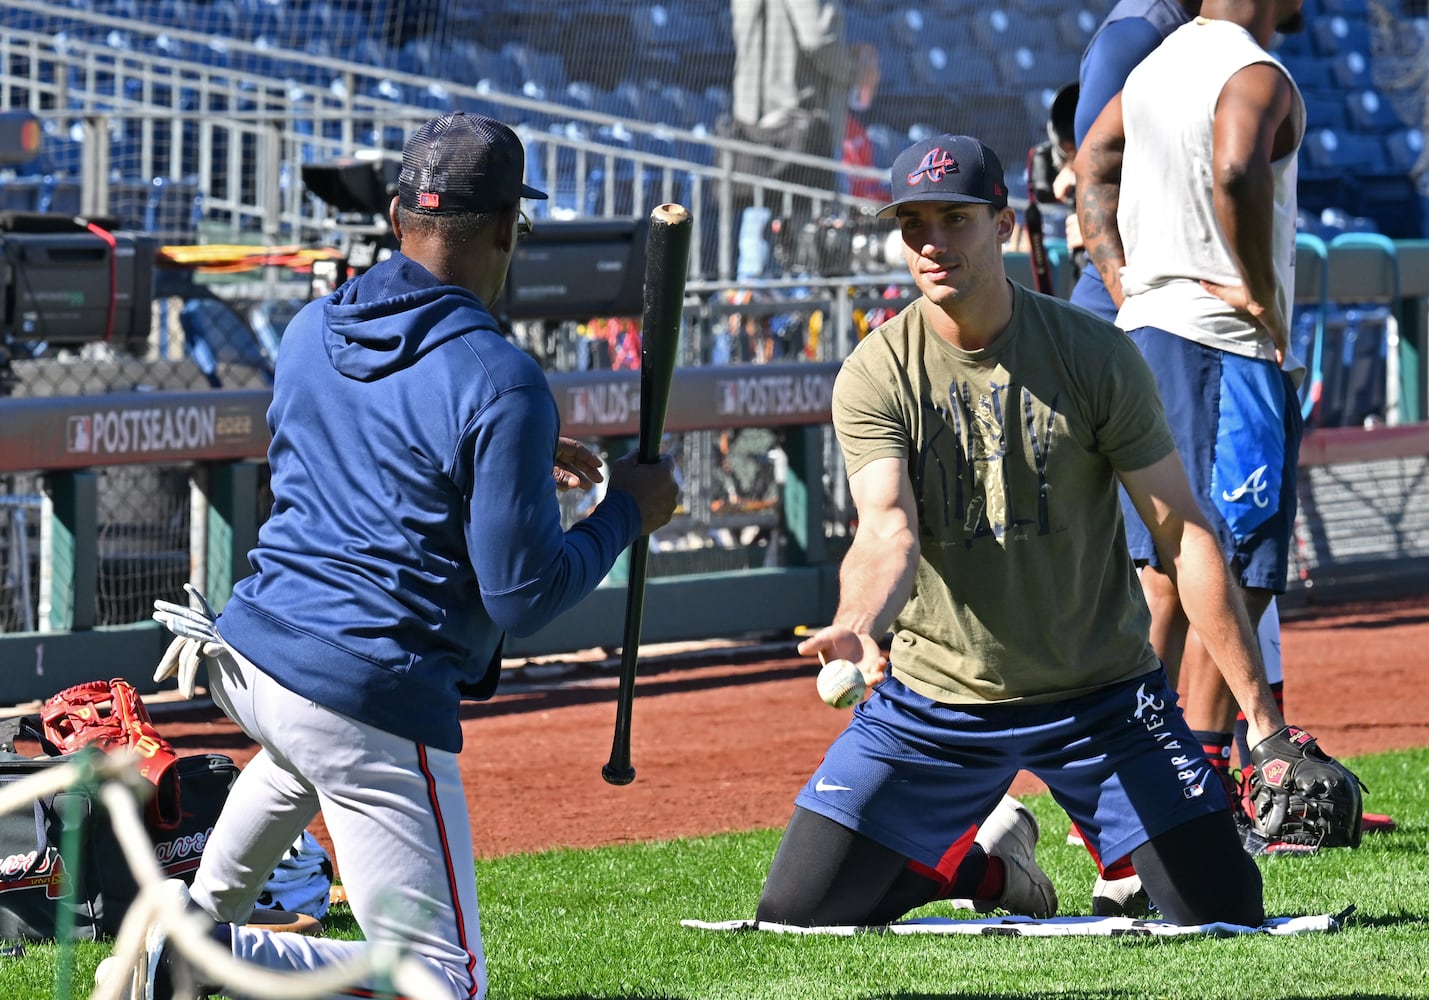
[875,192,995,219]
[521,183,548,201]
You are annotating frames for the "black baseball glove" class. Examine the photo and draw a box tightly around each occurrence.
[1245,725,1364,849]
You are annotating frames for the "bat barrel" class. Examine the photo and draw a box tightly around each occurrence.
[636,204,692,463]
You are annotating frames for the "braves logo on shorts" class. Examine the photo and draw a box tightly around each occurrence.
[906,148,959,185]
[1221,464,1271,509]
[1131,683,1207,800]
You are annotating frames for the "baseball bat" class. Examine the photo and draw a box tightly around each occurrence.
[602,202,692,786]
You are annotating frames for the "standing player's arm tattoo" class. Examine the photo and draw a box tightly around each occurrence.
[1073,95,1128,308]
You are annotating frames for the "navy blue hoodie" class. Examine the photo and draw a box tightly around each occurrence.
[218,252,641,751]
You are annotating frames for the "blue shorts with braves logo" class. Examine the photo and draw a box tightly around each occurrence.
[1118,326,1302,592]
[794,669,1228,876]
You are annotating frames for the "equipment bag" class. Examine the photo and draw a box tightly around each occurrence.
[0,714,237,941]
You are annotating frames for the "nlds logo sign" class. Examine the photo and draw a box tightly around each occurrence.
[568,383,638,427]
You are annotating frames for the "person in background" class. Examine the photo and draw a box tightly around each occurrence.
[843,42,889,203]
[727,0,855,279]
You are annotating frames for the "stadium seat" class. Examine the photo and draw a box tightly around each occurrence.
[1316,0,1371,15]
[889,8,930,49]
[475,48,524,94]
[1301,91,1350,130]
[1328,50,1374,90]
[1385,127,1425,175]
[970,8,1014,48]
[595,82,645,122]
[1054,8,1100,49]
[1309,14,1373,56]
[1345,89,1408,133]
[946,49,1001,92]
[502,42,568,95]
[996,46,1078,91]
[1277,53,1336,92]
[1302,126,1389,174]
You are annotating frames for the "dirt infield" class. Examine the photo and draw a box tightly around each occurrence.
[152,597,1428,869]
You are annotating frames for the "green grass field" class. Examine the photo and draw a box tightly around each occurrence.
[5,748,1428,1000]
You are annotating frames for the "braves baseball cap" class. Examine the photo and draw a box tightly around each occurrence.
[398,111,547,215]
[876,134,1009,219]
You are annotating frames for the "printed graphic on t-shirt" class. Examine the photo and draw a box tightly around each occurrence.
[918,377,1057,546]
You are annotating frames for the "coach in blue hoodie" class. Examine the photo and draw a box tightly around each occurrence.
[148,113,679,1000]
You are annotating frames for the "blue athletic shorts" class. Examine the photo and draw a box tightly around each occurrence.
[1118,326,1303,592]
[794,669,1229,876]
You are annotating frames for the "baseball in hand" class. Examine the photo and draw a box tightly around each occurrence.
[816,658,866,709]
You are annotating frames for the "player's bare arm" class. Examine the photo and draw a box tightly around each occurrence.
[795,455,915,683]
[1118,452,1286,745]
[1073,93,1128,308]
[1201,61,1297,360]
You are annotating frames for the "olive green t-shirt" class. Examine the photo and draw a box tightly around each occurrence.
[833,281,1175,704]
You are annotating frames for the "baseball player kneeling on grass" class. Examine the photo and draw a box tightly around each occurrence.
[107,112,679,1000]
[755,132,1360,930]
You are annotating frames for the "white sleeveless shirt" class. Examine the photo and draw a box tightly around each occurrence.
[1114,18,1305,365]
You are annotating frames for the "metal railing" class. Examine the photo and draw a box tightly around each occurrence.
[0,0,893,279]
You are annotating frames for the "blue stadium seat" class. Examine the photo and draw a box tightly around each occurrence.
[1277,53,1335,92]
[529,44,571,93]
[134,0,188,28]
[189,0,239,39]
[1309,14,1373,56]
[235,0,284,46]
[888,8,931,49]
[1385,127,1424,175]
[1055,8,1100,49]
[1302,91,1350,130]
[416,83,457,113]
[970,8,1014,48]
[1327,50,1374,90]
[474,48,524,93]
[595,82,645,122]
[1302,126,1389,174]
[924,47,995,91]
[1317,0,1371,14]
[997,46,1078,91]
[563,81,596,112]
[1345,89,1407,133]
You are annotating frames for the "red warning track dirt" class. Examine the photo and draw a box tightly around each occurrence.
[153,597,1428,867]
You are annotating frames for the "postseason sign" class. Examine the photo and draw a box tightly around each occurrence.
[0,392,272,473]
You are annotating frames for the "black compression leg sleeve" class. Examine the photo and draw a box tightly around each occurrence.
[756,807,950,926]
[1129,811,1264,926]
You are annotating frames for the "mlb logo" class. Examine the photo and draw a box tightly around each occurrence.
[570,388,589,424]
[66,416,92,453]
[417,192,440,208]
[718,382,738,416]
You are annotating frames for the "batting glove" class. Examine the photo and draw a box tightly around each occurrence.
[152,583,225,699]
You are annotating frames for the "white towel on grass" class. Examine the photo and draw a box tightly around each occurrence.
[682,909,1349,938]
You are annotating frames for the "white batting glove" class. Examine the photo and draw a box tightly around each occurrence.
[152,583,226,699]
